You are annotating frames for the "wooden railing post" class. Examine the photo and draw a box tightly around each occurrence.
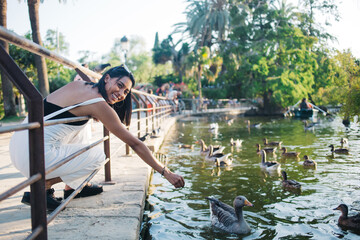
[0,45,47,239]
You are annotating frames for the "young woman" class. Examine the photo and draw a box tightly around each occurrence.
[10,65,185,210]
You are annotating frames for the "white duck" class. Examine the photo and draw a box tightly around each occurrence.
[205,145,231,162]
[215,156,233,167]
[230,138,243,147]
[260,150,281,172]
[206,196,253,234]
[209,123,219,130]
[196,139,224,156]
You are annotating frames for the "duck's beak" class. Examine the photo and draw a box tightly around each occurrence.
[333,206,340,210]
[244,200,254,207]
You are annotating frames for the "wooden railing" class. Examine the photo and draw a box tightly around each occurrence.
[0,26,175,240]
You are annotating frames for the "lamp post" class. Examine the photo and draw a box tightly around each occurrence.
[120,35,129,64]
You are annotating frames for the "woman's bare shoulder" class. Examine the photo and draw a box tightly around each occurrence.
[47,81,101,106]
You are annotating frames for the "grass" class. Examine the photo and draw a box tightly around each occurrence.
[0,115,26,124]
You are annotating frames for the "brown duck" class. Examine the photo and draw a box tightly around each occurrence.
[196,139,223,156]
[256,143,277,154]
[263,138,282,147]
[303,155,317,168]
[281,147,301,158]
[281,170,301,190]
[333,204,360,230]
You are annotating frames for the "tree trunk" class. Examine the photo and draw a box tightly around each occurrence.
[197,64,203,107]
[28,0,49,97]
[0,0,17,117]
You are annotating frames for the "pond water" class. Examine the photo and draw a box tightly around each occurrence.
[141,115,360,240]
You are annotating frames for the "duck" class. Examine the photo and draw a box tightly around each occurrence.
[215,157,233,167]
[205,196,253,234]
[263,138,282,147]
[281,147,301,158]
[209,123,219,130]
[230,138,243,147]
[340,138,348,149]
[281,170,301,189]
[303,155,317,168]
[260,150,281,172]
[205,145,232,162]
[196,139,223,156]
[333,204,360,230]
[245,120,261,128]
[256,143,277,154]
[329,144,349,154]
[179,144,194,149]
[150,127,161,138]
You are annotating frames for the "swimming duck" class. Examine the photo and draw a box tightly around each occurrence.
[205,145,232,162]
[215,157,233,167]
[205,196,253,234]
[303,155,317,168]
[196,139,223,156]
[329,144,349,154]
[245,120,261,128]
[281,170,301,189]
[333,204,360,230]
[263,138,282,147]
[209,123,219,130]
[260,150,281,172]
[281,147,301,158]
[230,138,243,147]
[179,144,194,149]
[256,143,277,154]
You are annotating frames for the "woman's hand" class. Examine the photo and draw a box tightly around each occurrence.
[163,168,185,188]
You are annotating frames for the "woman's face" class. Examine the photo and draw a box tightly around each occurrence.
[105,75,133,104]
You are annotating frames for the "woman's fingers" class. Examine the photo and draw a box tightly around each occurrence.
[175,175,185,188]
[169,173,185,188]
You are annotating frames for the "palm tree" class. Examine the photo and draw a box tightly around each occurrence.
[0,0,17,117]
[175,0,231,106]
[28,0,49,97]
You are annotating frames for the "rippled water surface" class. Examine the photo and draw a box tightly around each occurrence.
[142,115,360,240]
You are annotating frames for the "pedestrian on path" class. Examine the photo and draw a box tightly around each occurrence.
[9,65,185,211]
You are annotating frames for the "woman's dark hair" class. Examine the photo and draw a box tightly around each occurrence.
[87,65,135,126]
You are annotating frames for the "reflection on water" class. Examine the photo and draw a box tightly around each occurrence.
[142,116,360,239]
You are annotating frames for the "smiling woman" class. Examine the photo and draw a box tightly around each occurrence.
[9,65,185,211]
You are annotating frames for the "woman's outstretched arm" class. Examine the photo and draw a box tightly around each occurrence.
[91,102,185,188]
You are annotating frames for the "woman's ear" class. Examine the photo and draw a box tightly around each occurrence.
[104,74,110,83]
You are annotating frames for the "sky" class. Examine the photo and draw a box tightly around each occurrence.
[6,0,188,61]
[5,0,360,62]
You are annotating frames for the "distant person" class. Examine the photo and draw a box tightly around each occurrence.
[300,98,312,110]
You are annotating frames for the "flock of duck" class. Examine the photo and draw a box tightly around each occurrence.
[178,120,359,235]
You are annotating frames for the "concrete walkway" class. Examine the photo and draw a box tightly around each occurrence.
[0,115,177,240]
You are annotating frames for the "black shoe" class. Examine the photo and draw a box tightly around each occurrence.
[64,184,103,199]
[21,188,63,211]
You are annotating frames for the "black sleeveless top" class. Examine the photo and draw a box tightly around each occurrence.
[44,98,88,126]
